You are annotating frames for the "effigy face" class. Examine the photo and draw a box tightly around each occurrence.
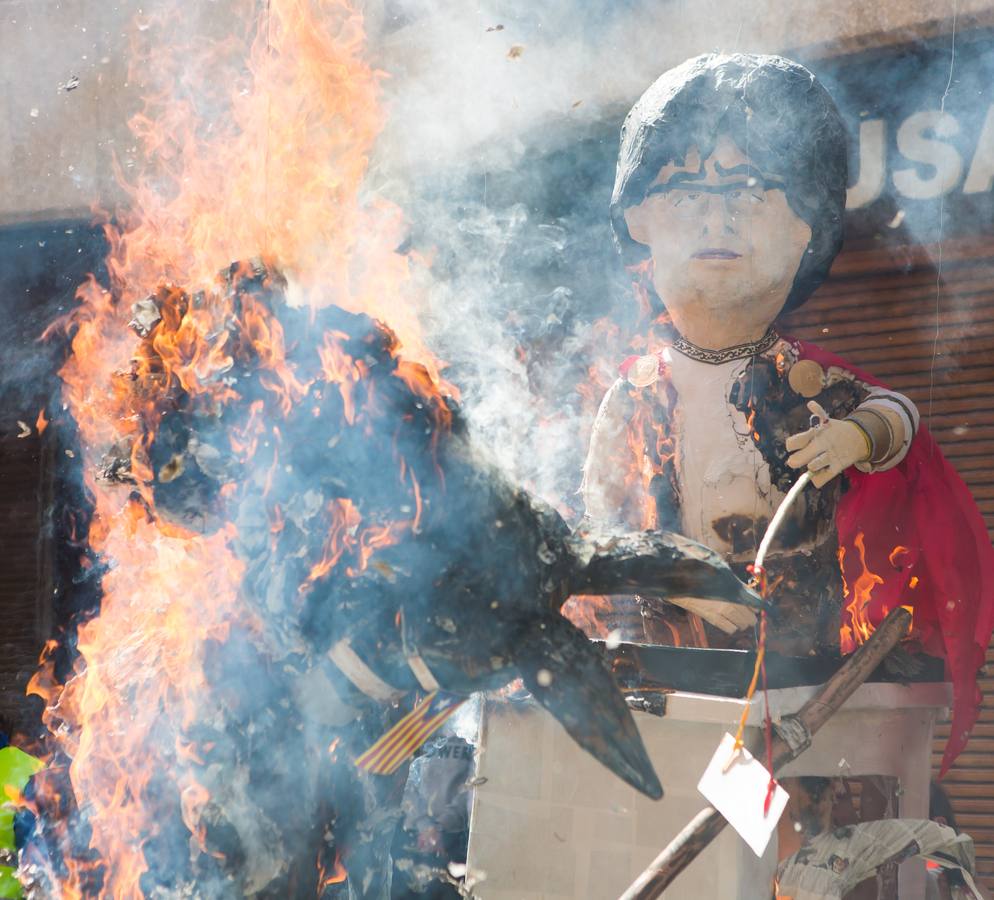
[622,134,812,345]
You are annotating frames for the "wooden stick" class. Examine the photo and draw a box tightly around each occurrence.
[617,606,913,900]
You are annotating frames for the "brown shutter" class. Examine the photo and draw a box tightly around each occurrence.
[0,432,45,732]
[784,236,994,891]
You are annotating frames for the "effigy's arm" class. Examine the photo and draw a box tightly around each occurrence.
[784,368,920,488]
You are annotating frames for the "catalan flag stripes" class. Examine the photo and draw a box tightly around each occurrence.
[354,691,465,775]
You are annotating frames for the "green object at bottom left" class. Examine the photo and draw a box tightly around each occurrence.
[0,745,45,900]
[0,865,22,899]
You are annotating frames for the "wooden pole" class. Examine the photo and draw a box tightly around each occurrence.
[618,606,914,900]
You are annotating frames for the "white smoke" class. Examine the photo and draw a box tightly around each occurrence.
[362,0,658,514]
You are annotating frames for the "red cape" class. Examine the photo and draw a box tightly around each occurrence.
[795,339,994,775]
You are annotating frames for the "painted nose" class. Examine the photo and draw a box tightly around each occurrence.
[700,194,735,236]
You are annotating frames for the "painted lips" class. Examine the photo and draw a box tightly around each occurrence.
[693,248,742,259]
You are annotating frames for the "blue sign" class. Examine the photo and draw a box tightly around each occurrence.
[808,30,994,243]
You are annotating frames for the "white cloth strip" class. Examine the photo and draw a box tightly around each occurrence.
[328,639,406,703]
[405,652,442,692]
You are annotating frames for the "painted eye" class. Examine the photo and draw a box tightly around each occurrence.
[685,192,702,202]
[749,192,764,204]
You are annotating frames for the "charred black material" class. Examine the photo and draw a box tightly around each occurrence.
[607,643,944,698]
[97,262,757,897]
[724,354,870,655]
[729,355,866,493]
[569,528,751,600]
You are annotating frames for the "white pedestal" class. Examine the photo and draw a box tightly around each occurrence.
[466,682,950,900]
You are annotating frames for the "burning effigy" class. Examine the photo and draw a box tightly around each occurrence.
[468,53,994,900]
[25,254,757,896]
[4,4,994,900]
[1,3,765,898]
[585,51,994,775]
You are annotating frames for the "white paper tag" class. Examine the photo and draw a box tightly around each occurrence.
[697,732,790,858]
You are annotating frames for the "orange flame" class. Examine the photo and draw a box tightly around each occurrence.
[561,595,613,638]
[318,330,363,424]
[318,851,348,887]
[888,545,912,569]
[302,497,363,587]
[625,378,675,531]
[33,1,450,896]
[839,538,918,652]
[839,532,884,653]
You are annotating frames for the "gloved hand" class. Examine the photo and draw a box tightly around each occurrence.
[785,401,872,488]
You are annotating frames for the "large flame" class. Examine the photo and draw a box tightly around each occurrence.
[29,1,446,895]
[105,0,428,359]
[838,532,884,654]
[839,537,917,654]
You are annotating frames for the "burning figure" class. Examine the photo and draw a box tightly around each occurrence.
[583,53,994,775]
[35,259,760,898]
[24,6,762,897]
[116,262,766,894]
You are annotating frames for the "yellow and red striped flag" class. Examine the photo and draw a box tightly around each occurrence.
[355,691,465,775]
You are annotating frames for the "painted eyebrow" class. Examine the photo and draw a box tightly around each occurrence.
[650,163,782,188]
[643,171,709,196]
[654,170,707,188]
[645,162,783,197]
[646,170,787,196]
[713,162,771,180]
[645,179,757,197]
